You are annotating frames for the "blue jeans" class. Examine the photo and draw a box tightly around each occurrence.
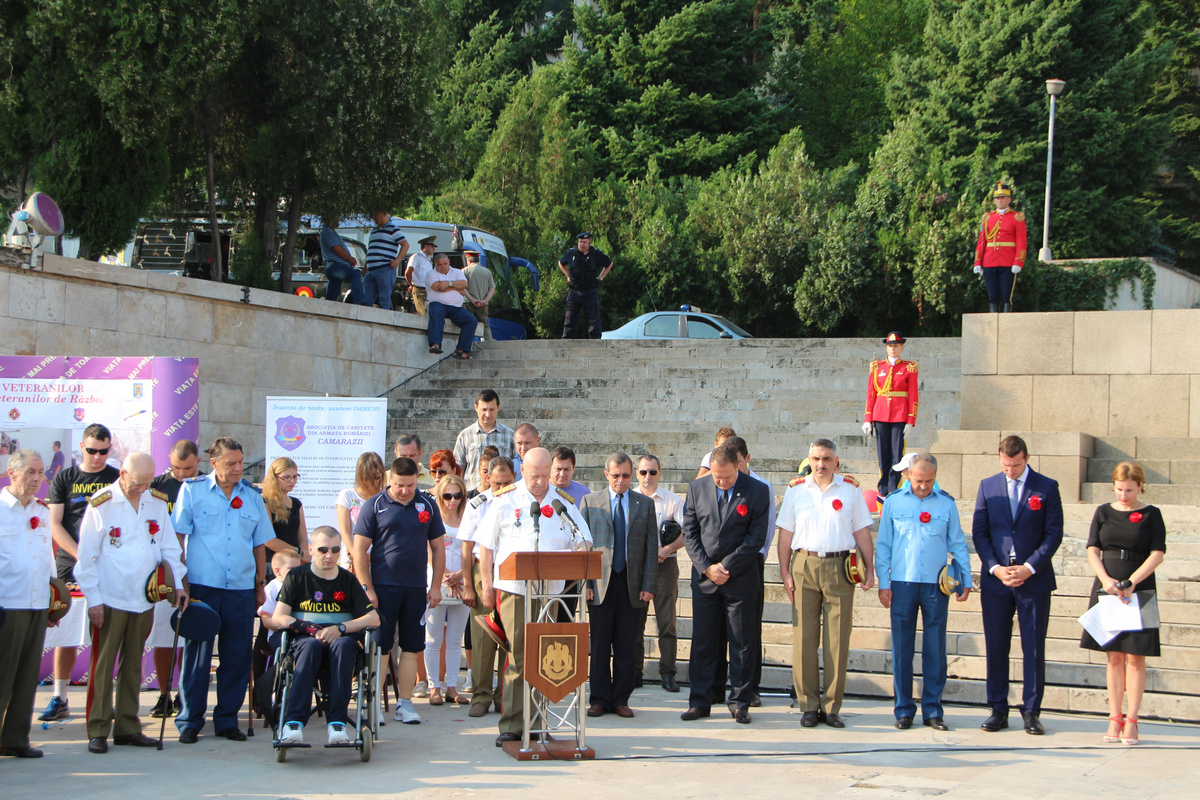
[427,302,478,353]
[889,581,949,720]
[325,261,364,305]
[362,267,396,309]
[175,585,256,734]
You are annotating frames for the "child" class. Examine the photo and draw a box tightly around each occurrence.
[253,550,302,680]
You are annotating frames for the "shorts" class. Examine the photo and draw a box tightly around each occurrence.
[373,585,427,653]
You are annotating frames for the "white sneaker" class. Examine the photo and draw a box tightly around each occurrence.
[461,673,474,693]
[326,722,351,745]
[395,698,421,724]
[412,681,429,698]
[279,721,304,744]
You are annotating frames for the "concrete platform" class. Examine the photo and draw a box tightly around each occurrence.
[7,685,1200,799]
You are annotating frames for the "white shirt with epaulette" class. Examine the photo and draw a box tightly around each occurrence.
[475,481,592,596]
[0,489,54,610]
[777,473,872,553]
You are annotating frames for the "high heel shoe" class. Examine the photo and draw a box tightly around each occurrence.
[1104,714,1124,743]
[1121,715,1139,745]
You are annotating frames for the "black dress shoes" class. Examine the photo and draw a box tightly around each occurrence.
[495,732,521,747]
[749,693,762,708]
[981,712,1009,732]
[587,703,607,717]
[114,732,160,747]
[1022,712,1045,735]
[662,675,680,693]
[800,710,820,728]
[88,737,108,754]
[924,717,950,731]
[0,746,43,758]
[732,707,751,724]
[680,707,711,721]
[178,728,199,744]
[215,727,247,741]
[895,716,913,730]
[825,713,846,728]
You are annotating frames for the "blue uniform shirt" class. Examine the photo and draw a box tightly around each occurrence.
[172,475,274,591]
[353,488,445,588]
[875,485,973,591]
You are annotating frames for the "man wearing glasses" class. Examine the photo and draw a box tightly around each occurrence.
[632,454,684,693]
[41,423,120,722]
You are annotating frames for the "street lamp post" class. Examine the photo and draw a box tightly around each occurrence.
[1039,79,1066,263]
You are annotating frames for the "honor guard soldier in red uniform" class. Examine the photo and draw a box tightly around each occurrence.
[862,332,919,497]
[973,181,1027,312]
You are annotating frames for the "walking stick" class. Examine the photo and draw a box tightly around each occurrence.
[157,616,182,751]
[246,654,255,736]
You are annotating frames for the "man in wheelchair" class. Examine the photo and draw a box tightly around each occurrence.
[271,526,379,747]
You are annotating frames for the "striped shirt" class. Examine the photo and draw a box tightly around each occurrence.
[453,421,516,492]
[366,219,406,271]
[319,225,353,269]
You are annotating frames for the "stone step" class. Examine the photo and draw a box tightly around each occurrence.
[1093,436,1200,462]
[1081,482,1200,505]
[1087,458,1200,485]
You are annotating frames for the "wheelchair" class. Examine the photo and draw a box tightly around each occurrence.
[269,612,380,762]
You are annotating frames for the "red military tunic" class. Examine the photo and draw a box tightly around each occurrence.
[974,209,1027,269]
[864,359,919,425]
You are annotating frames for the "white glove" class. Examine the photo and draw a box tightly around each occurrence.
[1011,265,1022,275]
[904,423,913,435]
[972,265,983,276]
[862,422,872,437]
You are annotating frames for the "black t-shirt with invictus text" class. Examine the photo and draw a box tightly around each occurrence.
[47,464,121,578]
[276,563,374,622]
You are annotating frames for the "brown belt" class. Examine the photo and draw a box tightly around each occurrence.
[795,549,850,559]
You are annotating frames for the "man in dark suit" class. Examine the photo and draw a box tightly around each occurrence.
[972,435,1064,735]
[580,453,658,718]
[680,443,771,724]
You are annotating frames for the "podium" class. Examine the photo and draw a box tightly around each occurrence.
[498,549,602,761]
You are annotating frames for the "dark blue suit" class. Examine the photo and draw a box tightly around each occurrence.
[972,468,1063,716]
[681,472,770,712]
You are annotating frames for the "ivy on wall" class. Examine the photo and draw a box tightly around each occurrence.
[1021,258,1157,312]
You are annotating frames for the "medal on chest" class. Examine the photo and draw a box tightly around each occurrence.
[108,526,122,548]
[514,508,522,529]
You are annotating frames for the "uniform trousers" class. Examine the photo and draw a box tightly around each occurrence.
[791,550,855,714]
[635,557,679,677]
[411,286,428,316]
[176,585,255,734]
[0,609,49,748]
[587,567,639,709]
[86,606,154,738]
[466,563,502,707]
[497,591,544,736]
[873,421,906,496]
[562,287,602,339]
[889,581,949,721]
[468,302,492,340]
[983,266,1016,306]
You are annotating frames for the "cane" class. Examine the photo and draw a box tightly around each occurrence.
[246,655,255,736]
[157,613,182,751]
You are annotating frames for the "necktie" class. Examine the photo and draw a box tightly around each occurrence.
[1009,478,1021,518]
[613,493,627,573]
[718,489,728,512]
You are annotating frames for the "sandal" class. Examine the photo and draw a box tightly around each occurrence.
[1104,714,1124,743]
[446,689,470,705]
[1121,715,1139,745]
[429,344,443,355]
[428,688,444,706]
[451,350,473,360]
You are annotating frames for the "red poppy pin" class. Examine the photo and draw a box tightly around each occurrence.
[1028,495,1042,511]
[920,511,931,523]
[832,499,843,511]
[418,510,431,524]
[1129,512,1143,523]
[333,591,346,602]
[231,496,243,509]
[736,504,748,517]
[148,520,160,535]
[541,505,553,518]
[30,516,40,529]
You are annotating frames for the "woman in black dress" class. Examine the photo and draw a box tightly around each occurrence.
[1081,461,1165,745]
[262,456,310,563]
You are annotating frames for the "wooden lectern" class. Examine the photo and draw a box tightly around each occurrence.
[498,549,602,761]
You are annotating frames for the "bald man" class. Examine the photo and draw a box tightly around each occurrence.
[76,453,187,753]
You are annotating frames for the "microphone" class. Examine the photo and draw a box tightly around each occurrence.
[552,499,583,545]
[530,500,542,551]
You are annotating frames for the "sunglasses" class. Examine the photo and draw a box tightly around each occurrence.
[85,447,111,455]
[431,469,449,476]
[638,469,658,476]
[316,546,342,554]
[442,492,464,501]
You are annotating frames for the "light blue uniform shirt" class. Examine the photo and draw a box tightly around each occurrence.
[875,485,973,591]
[173,475,274,590]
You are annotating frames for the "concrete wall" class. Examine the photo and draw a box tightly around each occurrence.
[0,251,440,463]
[961,310,1200,438]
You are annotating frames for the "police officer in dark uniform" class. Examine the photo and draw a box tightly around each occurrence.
[558,231,613,339]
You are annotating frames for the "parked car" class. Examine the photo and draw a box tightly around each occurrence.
[601,307,753,340]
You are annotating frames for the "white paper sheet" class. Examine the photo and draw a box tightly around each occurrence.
[1078,594,1144,645]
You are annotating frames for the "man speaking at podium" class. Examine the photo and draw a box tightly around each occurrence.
[476,447,592,748]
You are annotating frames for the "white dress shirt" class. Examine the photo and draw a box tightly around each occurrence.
[76,481,186,614]
[633,484,684,558]
[0,488,54,610]
[475,482,592,595]
[777,473,872,552]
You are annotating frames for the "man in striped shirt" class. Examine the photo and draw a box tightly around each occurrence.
[363,211,409,310]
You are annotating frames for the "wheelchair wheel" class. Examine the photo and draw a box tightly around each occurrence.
[360,727,372,762]
[275,745,287,763]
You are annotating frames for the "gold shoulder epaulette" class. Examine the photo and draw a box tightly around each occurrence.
[556,487,577,504]
[908,360,918,372]
[982,211,991,222]
[1014,211,1026,222]
[789,476,806,487]
[90,490,112,507]
[842,475,860,487]
[494,484,517,496]
[870,359,880,368]
[150,488,169,502]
